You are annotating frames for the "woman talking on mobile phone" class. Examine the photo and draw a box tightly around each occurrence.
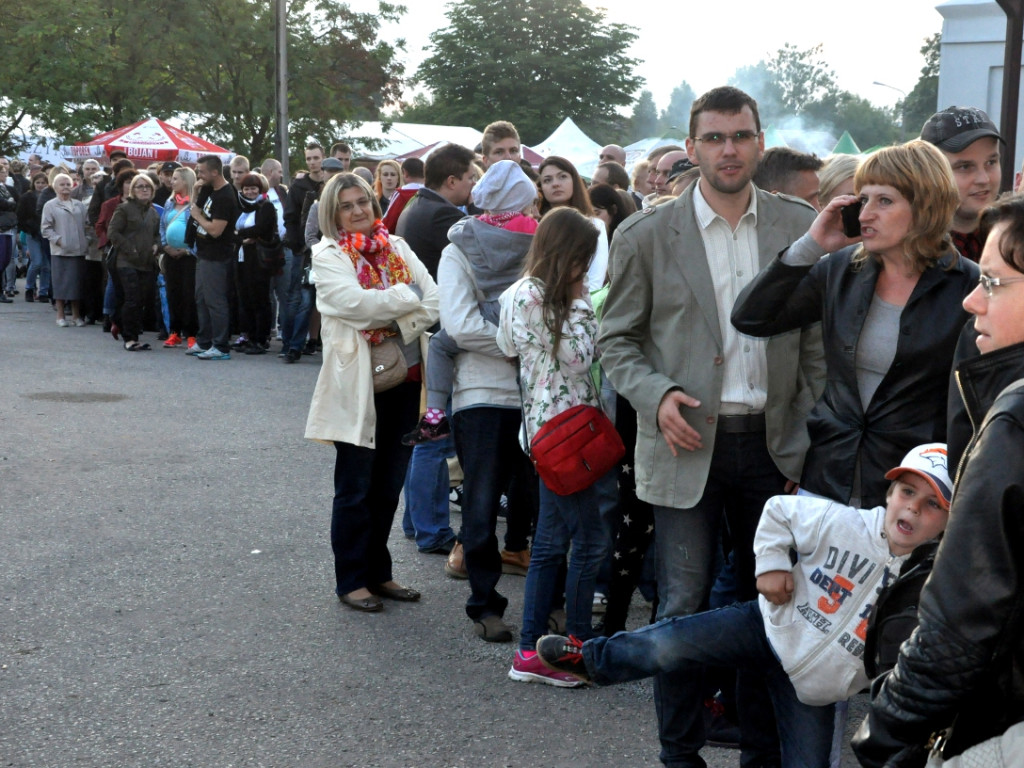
[732,140,979,509]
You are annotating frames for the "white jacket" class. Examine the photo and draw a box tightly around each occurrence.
[304,236,438,448]
[754,495,910,706]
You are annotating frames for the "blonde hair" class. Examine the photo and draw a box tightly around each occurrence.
[172,166,196,192]
[852,140,959,272]
[818,154,860,205]
[373,159,403,199]
[318,173,382,240]
[128,174,156,198]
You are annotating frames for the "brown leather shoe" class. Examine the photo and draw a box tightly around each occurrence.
[445,542,468,579]
[500,548,530,576]
[339,592,383,612]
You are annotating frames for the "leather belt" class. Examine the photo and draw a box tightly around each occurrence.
[716,412,766,434]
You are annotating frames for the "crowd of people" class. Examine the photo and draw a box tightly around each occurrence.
[5,91,1024,767]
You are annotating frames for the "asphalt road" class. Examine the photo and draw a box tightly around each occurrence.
[0,297,865,767]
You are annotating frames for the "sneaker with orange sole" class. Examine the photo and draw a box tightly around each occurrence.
[163,332,182,348]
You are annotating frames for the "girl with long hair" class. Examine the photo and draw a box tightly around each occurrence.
[497,206,611,688]
[537,156,609,289]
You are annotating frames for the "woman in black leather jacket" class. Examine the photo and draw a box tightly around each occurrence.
[851,195,1024,767]
[733,141,979,508]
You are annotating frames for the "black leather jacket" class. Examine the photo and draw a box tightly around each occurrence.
[732,245,979,507]
[852,339,1024,767]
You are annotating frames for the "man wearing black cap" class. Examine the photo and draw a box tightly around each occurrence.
[155,161,180,207]
[922,106,1003,262]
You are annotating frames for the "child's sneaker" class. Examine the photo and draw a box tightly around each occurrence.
[535,635,590,683]
[401,415,451,446]
[508,649,585,688]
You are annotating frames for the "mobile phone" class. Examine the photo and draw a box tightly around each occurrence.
[841,200,862,238]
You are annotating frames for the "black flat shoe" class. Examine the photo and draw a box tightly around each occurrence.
[339,592,383,612]
[369,583,421,602]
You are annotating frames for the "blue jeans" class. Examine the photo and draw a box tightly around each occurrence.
[330,381,420,595]
[402,431,457,550]
[283,253,313,354]
[519,475,611,650]
[582,601,834,768]
[271,247,293,339]
[24,234,50,296]
[452,406,531,620]
[653,429,787,767]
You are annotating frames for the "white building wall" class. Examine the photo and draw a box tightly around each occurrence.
[938,0,1024,174]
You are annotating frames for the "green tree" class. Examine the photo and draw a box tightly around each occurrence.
[728,63,786,126]
[902,33,941,137]
[0,0,406,163]
[413,0,643,145]
[630,90,659,141]
[769,43,840,115]
[658,81,695,134]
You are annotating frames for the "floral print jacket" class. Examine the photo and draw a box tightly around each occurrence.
[497,276,598,445]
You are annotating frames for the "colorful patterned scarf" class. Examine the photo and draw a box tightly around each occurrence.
[339,219,412,343]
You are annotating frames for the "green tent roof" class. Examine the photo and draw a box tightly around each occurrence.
[831,131,861,155]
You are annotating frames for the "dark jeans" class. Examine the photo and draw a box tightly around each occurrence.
[117,266,153,343]
[330,381,420,596]
[583,601,834,768]
[236,250,273,344]
[653,429,787,768]
[82,259,105,321]
[163,254,197,337]
[452,406,533,620]
[195,258,231,351]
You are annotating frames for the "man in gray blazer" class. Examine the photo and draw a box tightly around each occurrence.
[599,86,823,768]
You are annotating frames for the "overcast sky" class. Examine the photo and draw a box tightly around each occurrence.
[350,0,948,114]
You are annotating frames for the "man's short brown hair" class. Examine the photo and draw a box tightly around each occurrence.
[481,121,520,157]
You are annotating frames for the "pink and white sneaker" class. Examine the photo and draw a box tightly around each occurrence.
[508,650,586,688]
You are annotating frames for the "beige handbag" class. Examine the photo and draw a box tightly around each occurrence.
[370,337,408,393]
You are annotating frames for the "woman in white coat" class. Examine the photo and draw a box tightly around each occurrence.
[304,173,439,612]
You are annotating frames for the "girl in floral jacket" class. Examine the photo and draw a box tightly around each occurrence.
[497,207,610,688]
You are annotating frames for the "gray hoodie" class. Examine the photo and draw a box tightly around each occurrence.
[439,217,534,412]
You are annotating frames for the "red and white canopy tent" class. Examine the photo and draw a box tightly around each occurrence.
[66,118,234,165]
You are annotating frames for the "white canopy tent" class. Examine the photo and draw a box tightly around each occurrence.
[346,121,482,161]
[530,117,602,176]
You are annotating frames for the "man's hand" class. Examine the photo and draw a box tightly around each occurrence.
[656,390,702,457]
[757,570,794,605]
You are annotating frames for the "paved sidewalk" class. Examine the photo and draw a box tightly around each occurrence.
[0,299,864,767]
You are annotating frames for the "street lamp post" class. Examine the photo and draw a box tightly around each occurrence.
[873,81,908,143]
[274,0,289,181]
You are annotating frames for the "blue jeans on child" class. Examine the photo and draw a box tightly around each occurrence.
[402,432,457,551]
[583,600,835,768]
[519,475,612,651]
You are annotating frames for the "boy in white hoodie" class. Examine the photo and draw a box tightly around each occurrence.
[536,443,951,768]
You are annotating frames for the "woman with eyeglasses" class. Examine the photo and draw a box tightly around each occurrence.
[852,195,1024,768]
[107,174,161,351]
[732,140,980,509]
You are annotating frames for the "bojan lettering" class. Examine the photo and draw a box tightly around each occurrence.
[126,147,158,159]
